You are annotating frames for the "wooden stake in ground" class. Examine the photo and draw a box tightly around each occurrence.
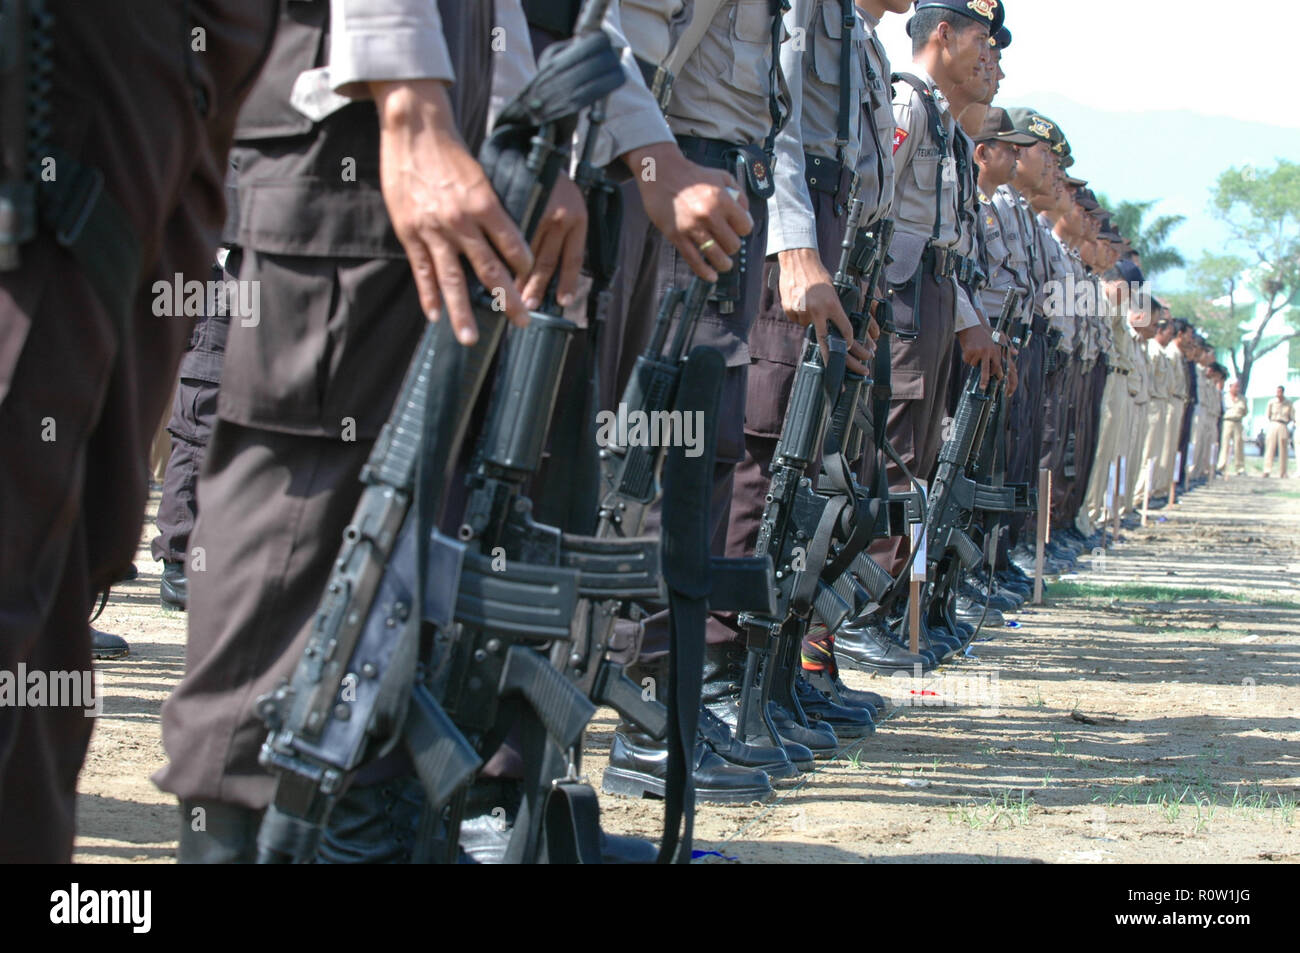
[1034,468,1050,605]
[909,481,928,655]
[1170,451,1182,505]
[1103,461,1117,545]
[1141,458,1154,528]
[1111,458,1123,542]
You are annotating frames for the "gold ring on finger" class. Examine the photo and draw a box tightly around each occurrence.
[698,238,717,253]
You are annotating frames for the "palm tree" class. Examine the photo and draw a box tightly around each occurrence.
[1094,196,1187,277]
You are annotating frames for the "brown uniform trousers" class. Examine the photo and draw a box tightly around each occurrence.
[720,176,855,648]
[155,1,494,808]
[864,267,957,577]
[0,0,274,861]
[626,137,771,659]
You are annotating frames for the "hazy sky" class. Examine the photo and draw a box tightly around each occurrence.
[872,0,1300,129]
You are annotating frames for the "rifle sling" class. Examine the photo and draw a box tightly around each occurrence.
[657,346,727,863]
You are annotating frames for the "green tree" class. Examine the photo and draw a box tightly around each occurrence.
[1095,195,1187,277]
[1204,160,1300,394]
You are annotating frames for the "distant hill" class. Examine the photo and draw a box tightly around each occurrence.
[1005,93,1300,291]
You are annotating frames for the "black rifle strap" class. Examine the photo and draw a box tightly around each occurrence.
[764,0,791,164]
[522,0,583,37]
[859,34,889,213]
[892,72,949,247]
[543,782,604,863]
[834,0,854,166]
[657,346,726,863]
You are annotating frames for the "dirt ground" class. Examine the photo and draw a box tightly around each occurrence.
[76,469,1300,863]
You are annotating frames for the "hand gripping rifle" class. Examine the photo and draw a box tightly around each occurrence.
[253,0,626,864]
[913,290,1033,642]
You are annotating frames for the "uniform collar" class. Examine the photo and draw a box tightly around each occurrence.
[908,65,950,115]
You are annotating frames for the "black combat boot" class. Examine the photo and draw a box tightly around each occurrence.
[91,628,129,660]
[601,729,772,804]
[835,610,933,674]
[460,778,660,863]
[160,560,188,610]
[794,674,874,738]
[697,706,800,783]
[700,640,817,769]
[177,799,261,863]
[631,654,799,783]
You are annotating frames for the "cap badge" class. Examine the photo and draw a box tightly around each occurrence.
[967,0,997,21]
[1028,117,1053,138]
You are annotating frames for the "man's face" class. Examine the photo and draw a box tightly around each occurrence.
[978,140,1017,186]
[1229,382,1240,397]
[1013,141,1049,192]
[881,0,914,13]
[1156,324,1175,346]
[943,20,993,97]
[1278,387,1286,400]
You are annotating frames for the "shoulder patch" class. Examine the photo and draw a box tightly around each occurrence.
[892,128,909,154]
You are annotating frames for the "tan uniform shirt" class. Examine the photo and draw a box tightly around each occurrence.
[1223,394,1248,421]
[1166,342,1189,402]
[768,0,871,254]
[1267,397,1296,425]
[857,12,895,222]
[666,0,788,146]
[1147,338,1173,401]
[1130,330,1152,404]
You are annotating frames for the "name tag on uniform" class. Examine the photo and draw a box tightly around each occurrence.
[942,156,957,183]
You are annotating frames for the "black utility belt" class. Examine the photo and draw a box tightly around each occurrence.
[1110,367,1131,376]
[675,136,775,200]
[924,245,983,287]
[635,56,675,113]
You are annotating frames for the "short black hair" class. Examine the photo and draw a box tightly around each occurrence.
[911,9,985,55]
[1125,249,1141,262]
[1210,363,1228,378]
[1172,318,1193,335]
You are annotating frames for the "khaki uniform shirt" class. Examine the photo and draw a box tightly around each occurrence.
[1223,394,1248,422]
[1267,397,1296,425]
[1130,330,1152,404]
[1147,338,1173,401]
[1166,342,1189,402]
[666,0,789,146]
[1042,225,1075,350]
[857,11,895,222]
[768,0,871,254]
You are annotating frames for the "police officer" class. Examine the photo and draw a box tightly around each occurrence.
[1218,379,1249,477]
[834,0,1006,667]
[1263,385,1295,478]
[0,0,276,863]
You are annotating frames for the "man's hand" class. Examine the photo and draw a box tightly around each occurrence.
[520,173,587,310]
[777,247,873,375]
[624,142,753,282]
[373,79,534,345]
[957,321,1003,389]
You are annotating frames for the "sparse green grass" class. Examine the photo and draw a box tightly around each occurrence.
[947,789,1034,830]
[1030,689,1047,709]
[1050,580,1296,608]
[1091,780,1297,830]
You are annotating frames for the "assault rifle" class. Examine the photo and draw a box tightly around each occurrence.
[914,290,1033,644]
[734,193,893,749]
[254,0,628,864]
